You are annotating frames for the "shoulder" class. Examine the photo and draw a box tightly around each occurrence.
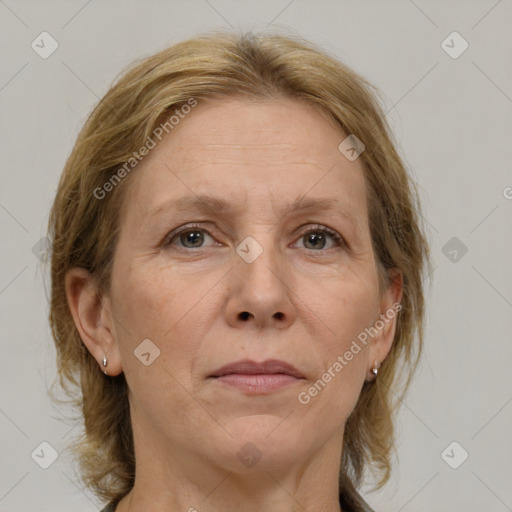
[340,488,375,512]
[101,491,374,512]
[99,503,117,512]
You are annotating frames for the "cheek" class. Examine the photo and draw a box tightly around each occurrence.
[110,262,205,374]
[290,271,377,404]
[300,271,378,352]
[110,266,206,423]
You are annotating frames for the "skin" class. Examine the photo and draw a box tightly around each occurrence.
[66,97,402,512]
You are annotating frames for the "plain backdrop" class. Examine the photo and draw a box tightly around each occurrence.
[1,1,511,511]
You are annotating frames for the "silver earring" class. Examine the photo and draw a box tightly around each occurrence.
[102,355,108,375]
[371,360,380,378]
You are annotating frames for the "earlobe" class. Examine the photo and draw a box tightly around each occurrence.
[65,268,123,376]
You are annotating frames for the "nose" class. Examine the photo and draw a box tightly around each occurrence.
[224,236,296,330]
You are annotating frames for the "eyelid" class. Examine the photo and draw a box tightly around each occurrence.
[294,224,346,249]
[163,222,217,248]
[163,222,346,250]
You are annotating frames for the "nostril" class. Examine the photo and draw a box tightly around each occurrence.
[237,311,284,321]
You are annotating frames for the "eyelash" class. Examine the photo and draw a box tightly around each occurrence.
[164,223,346,251]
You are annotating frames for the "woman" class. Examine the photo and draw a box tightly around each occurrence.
[48,31,430,512]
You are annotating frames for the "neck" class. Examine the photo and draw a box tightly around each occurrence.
[114,422,345,512]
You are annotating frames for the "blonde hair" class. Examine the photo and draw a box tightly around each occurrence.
[48,31,430,505]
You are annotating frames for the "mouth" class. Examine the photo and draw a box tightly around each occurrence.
[209,359,305,394]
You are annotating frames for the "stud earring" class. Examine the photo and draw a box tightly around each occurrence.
[371,360,380,378]
[102,355,108,376]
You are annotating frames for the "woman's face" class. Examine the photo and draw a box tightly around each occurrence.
[104,97,400,473]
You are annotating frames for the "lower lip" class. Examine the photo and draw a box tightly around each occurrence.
[213,374,302,393]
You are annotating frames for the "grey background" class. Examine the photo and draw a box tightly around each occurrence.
[1,0,511,511]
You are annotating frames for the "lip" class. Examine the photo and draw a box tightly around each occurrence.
[209,359,305,394]
[210,359,305,378]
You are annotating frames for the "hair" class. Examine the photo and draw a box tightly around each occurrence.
[47,30,431,506]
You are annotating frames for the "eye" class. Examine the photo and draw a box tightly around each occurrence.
[294,225,344,251]
[165,224,217,249]
[164,223,345,252]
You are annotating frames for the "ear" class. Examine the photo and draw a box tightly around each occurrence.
[65,267,123,376]
[366,268,403,380]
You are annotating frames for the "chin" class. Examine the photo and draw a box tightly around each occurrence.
[217,416,311,472]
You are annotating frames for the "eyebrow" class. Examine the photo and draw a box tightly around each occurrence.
[147,194,359,224]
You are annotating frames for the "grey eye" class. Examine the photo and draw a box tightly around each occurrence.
[294,227,342,251]
[167,227,216,249]
[303,232,328,250]
[180,230,205,248]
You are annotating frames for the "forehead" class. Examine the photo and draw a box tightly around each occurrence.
[170,97,344,162]
[119,97,369,226]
